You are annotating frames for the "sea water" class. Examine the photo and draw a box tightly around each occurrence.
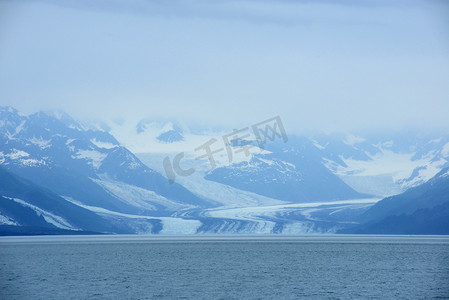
[1,235,448,299]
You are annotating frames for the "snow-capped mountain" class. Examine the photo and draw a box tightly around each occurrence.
[313,132,449,196]
[0,106,211,234]
[107,117,449,200]
[340,167,449,234]
[205,136,367,203]
[0,166,128,234]
[98,115,449,234]
[2,106,448,235]
[136,118,185,143]
[107,117,202,154]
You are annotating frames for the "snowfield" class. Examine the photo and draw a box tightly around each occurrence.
[72,150,107,170]
[325,148,447,196]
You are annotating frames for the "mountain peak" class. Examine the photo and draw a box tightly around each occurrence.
[0,106,18,114]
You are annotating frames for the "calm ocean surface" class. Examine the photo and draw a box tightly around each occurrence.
[1,235,448,299]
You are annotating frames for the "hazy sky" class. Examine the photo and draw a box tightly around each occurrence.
[0,0,448,132]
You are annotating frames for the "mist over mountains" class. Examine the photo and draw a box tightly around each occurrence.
[1,106,448,235]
